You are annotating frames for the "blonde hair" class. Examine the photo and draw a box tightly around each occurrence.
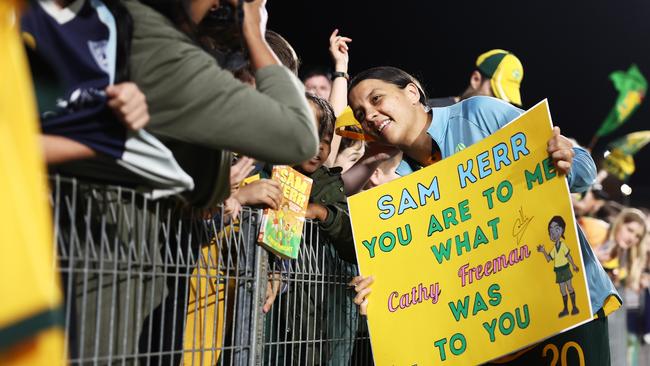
[609,208,648,289]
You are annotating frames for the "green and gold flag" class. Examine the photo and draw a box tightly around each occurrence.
[603,130,650,180]
[596,65,647,137]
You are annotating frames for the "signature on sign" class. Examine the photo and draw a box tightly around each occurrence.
[512,206,533,245]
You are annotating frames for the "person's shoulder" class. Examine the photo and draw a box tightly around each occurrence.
[123,0,187,41]
[427,96,457,108]
[457,96,523,129]
[461,96,520,113]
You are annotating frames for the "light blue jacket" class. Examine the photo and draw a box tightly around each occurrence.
[397,96,620,315]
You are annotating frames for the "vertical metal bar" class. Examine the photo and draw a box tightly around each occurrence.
[51,176,63,364]
[297,223,307,365]
[199,216,211,366]
[77,191,94,363]
[53,177,70,365]
[106,188,121,366]
[64,180,79,365]
[189,219,200,366]
[217,214,228,366]
[168,214,183,365]
[132,198,146,364]
[208,216,220,366]
[144,201,159,365]
[251,216,267,366]
[157,206,172,366]
[317,228,325,366]
[224,210,236,366]
[120,189,135,366]
[92,205,108,365]
[181,217,195,365]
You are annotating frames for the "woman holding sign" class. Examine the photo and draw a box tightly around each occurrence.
[347,66,619,365]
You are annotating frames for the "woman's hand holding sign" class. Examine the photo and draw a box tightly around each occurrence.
[547,126,575,174]
[350,275,374,315]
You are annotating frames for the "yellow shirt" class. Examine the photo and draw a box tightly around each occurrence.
[550,241,570,268]
[0,1,64,363]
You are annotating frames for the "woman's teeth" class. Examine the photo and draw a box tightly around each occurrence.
[378,119,391,133]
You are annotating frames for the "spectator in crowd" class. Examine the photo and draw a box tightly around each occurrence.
[116,1,318,363]
[226,30,300,87]
[264,31,300,75]
[303,69,332,100]
[299,93,355,263]
[322,30,356,169]
[21,1,196,361]
[300,30,377,179]
[596,208,647,284]
[347,66,618,365]
[22,0,193,196]
[225,29,306,218]
[640,209,650,345]
[429,49,524,108]
[363,150,403,190]
[264,93,357,366]
[595,208,647,365]
[124,0,318,207]
[332,131,366,173]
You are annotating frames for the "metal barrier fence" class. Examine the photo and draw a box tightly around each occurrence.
[50,176,372,365]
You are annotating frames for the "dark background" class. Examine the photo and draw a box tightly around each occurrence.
[267,0,650,208]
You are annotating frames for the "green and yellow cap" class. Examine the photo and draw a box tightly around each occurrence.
[476,49,524,106]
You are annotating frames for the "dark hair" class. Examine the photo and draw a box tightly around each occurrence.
[233,66,255,85]
[301,69,332,83]
[265,30,299,76]
[459,69,491,101]
[305,93,335,141]
[338,126,364,152]
[548,216,566,238]
[230,31,298,85]
[348,66,427,105]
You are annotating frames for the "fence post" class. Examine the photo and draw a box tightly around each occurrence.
[250,243,268,365]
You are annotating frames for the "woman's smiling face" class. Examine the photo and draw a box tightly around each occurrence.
[348,79,422,146]
[615,220,645,249]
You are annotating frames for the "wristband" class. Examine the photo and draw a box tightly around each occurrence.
[332,71,349,81]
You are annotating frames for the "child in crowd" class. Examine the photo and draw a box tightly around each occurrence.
[263,93,357,366]
[333,130,366,174]
[363,150,403,190]
[297,93,355,263]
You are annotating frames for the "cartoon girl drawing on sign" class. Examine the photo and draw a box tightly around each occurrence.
[537,216,581,317]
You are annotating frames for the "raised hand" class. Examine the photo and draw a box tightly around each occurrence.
[547,126,575,175]
[329,29,352,73]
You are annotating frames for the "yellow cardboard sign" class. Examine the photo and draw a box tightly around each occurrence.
[348,100,592,365]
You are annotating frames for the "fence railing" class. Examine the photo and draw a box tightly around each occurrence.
[50,176,372,365]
